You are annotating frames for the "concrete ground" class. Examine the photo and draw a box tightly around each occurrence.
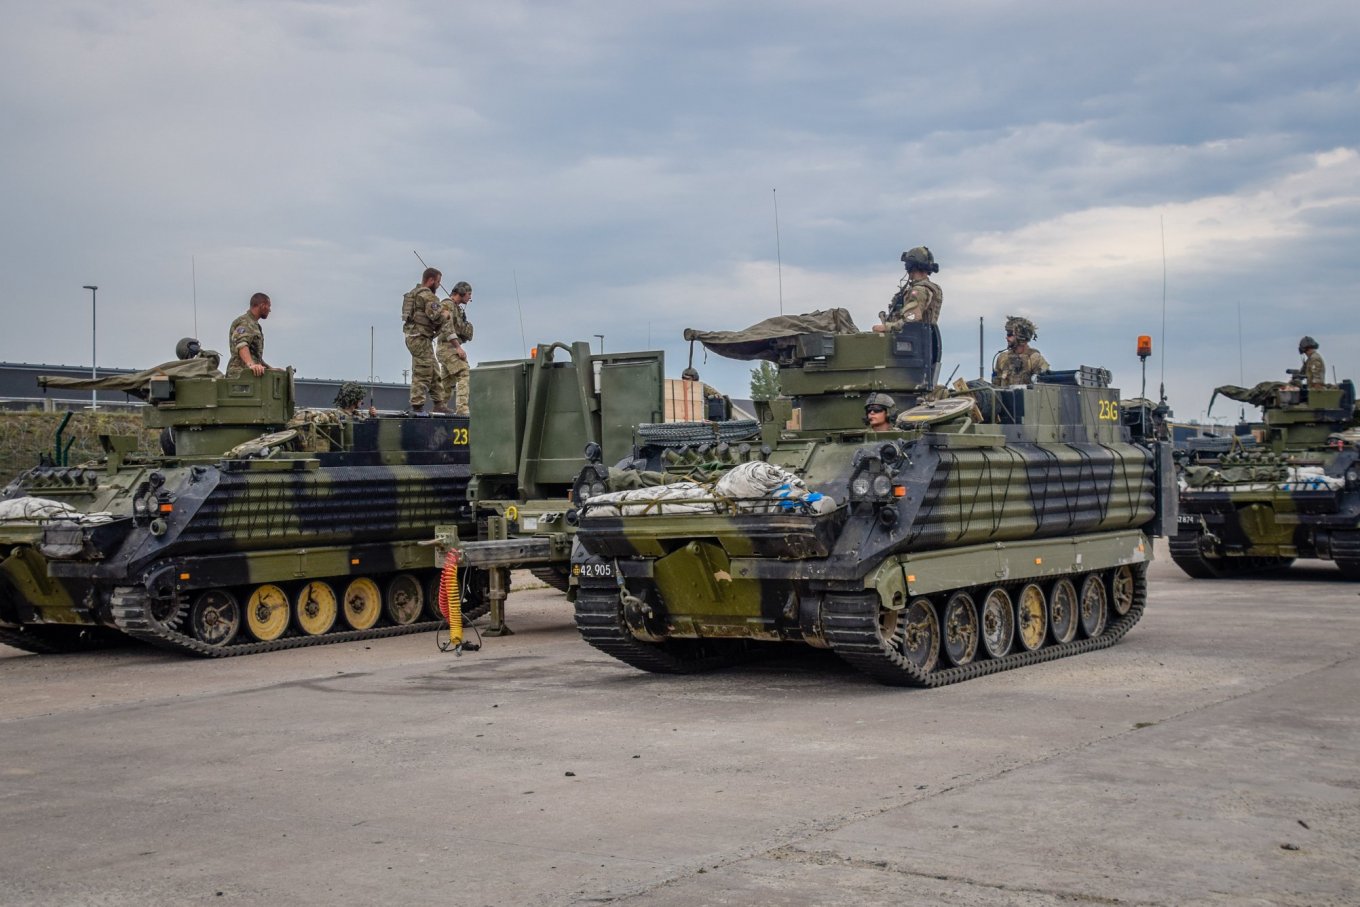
[1,543,1357,906]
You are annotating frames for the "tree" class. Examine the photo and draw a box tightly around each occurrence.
[749,361,781,401]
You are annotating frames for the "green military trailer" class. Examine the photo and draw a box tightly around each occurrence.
[1172,378,1360,578]
[0,352,476,656]
[568,311,1177,686]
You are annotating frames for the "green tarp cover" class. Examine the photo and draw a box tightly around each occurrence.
[38,356,223,394]
[683,309,860,362]
[1210,381,1283,410]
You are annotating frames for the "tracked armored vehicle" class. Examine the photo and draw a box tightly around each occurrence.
[0,356,475,656]
[569,312,1175,686]
[1172,378,1360,578]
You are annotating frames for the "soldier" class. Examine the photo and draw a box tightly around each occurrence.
[872,246,942,333]
[992,316,1050,386]
[402,268,449,413]
[432,281,474,415]
[334,381,376,419]
[226,292,271,378]
[1298,336,1327,387]
[864,392,896,432]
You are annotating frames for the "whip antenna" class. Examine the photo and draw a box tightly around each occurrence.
[512,268,528,357]
[773,188,784,315]
[191,255,198,337]
[369,325,376,409]
[1159,216,1168,403]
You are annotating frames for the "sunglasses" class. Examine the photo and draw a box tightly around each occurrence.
[866,406,886,414]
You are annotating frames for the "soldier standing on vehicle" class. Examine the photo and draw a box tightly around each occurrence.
[432,281,474,415]
[1298,336,1327,387]
[864,393,896,432]
[992,316,1050,386]
[402,268,448,413]
[872,247,942,333]
[226,292,271,378]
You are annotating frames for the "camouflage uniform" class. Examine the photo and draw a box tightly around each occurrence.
[1302,350,1327,386]
[992,348,1050,386]
[402,285,446,408]
[433,300,473,415]
[882,277,943,331]
[226,312,265,378]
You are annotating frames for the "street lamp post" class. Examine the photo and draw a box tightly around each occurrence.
[83,285,98,411]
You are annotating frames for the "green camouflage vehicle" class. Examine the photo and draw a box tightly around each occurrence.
[1172,377,1360,578]
[437,340,759,635]
[569,312,1176,686]
[0,350,476,656]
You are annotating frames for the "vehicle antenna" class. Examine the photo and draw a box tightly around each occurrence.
[412,250,448,295]
[513,268,528,357]
[1236,300,1245,423]
[773,188,784,315]
[1159,216,1167,405]
[191,255,198,338]
[369,325,376,409]
[978,316,984,380]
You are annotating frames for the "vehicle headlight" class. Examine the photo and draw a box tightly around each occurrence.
[871,474,892,497]
[851,475,872,497]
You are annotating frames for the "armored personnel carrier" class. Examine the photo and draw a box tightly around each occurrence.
[1172,378,1360,578]
[569,311,1176,686]
[0,352,475,656]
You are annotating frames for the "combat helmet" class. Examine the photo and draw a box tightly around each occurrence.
[334,382,366,409]
[865,392,897,413]
[1005,316,1038,343]
[1299,335,1319,354]
[901,246,940,274]
[175,337,202,360]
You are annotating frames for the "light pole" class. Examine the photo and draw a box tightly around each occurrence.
[593,334,605,355]
[83,285,98,411]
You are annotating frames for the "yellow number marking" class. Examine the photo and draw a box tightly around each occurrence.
[1097,399,1120,421]
[451,427,469,445]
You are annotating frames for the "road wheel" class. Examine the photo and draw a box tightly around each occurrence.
[341,578,381,630]
[245,584,289,641]
[1079,574,1108,638]
[941,591,979,667]
[1048,578,1079,644]
[190,590,240,648]
[294,581,337,636]
[980,587,1014,659]
[385,573,423,625]
[1015,583,1047,652]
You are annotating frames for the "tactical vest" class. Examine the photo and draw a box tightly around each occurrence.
[403,287,436,337]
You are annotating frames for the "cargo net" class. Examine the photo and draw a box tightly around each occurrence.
[0,496,114,524]
[634,420,761,448]
[581,460,834,517]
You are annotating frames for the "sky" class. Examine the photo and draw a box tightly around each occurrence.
[2,0,1357,424]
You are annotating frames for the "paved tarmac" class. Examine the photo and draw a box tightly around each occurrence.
[2,544,1357,906]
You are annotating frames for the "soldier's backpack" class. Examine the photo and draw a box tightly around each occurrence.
[401,289,417,326]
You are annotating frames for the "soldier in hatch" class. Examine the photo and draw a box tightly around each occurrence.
[334,381,377,419]
[872,246,942,333]
[992,316,1050,386]
[864,392,896,432]
[1297,336,1327,387]
[226,293,271,378]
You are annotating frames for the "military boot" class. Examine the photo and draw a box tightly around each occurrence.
[432,403,452,414]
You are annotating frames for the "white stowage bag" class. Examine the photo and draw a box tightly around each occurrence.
[0,497,115,524]
[1281,465,1345,492]
[584,461,837,518]
[0,497,80,521]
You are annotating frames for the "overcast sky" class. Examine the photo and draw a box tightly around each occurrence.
[2,1,1356,422]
